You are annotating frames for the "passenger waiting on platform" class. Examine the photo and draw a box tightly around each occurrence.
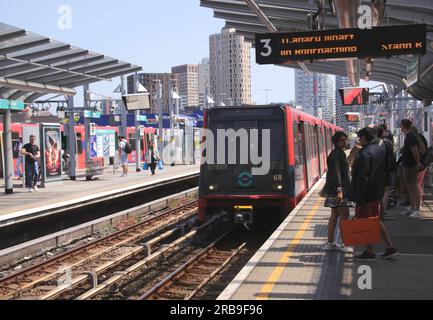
[321,131,353,253]
[411,126,428,212]
[14,137,23,179]
[377,125,396,220]
[21,135,40,193]
[145,141,160,176]
[400,120,424,218]
[349,127,399,261]
[118,136,129,178]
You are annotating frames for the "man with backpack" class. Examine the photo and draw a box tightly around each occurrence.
[378,125,396,220]
[118,136,132,178]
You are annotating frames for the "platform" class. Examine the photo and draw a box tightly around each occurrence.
[219,177,433,300]
[0,164,199,224]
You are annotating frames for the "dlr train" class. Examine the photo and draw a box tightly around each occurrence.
[0,123,156,177]
[198,105,342,224]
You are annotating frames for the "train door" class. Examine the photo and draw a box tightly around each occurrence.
[315,125,323,176]
[0,132,4,179]
[293,122,305,196]
[299,122,310,190]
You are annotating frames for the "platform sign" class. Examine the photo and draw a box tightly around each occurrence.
[256,24,426,64]
[0,99,9,110]
[0,99,24,111]
[9,100,25,111]
[84,111,101,118]
[136,115,147,122]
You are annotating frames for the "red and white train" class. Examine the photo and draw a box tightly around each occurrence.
[0,123,156,177]
[198,105,343,223]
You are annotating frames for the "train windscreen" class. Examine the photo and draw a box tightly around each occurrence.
[203,107,287,194]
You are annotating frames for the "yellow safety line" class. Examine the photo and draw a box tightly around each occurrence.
[256,197,323,300]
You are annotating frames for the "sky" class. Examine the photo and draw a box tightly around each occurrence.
[0,0,296,105]
[0,0,383,105]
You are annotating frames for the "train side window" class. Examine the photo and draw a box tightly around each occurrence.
[128,133,136,150]
[293,123,299,166]
[12,132,19,158]
[76,133,83,155]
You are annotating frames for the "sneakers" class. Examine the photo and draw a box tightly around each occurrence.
[28,188,33,193]
[400,208,411,216]
[33,186,38,192]
[338,245,354,254]
[324,242,339,251]
[409,211,421,218]
[324,242,353,254]
[353,250,376,261]
[381,248,399,259]
[398,200,411,207]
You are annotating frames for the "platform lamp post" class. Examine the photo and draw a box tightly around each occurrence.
[170,85,181,166]
[154,79,164,158]
[133,74,147,172]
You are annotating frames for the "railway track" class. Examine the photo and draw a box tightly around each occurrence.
[0,201,199,300]
[139,234,246,300]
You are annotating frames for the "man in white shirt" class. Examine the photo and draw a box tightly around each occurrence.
[118,136,128,177]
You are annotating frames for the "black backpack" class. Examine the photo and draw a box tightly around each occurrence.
[124,142,133,154]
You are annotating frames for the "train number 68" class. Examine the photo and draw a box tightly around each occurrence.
[273,175,283,181]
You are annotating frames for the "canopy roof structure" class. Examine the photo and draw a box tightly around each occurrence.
[0,22,142,103]
[201,0,433,100]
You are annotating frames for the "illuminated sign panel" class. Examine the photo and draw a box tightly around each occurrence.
[256,24,426,64]
[339,87,369,105]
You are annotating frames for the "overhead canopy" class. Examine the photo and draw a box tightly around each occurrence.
[0,22,142,103]
[201,0,433,100]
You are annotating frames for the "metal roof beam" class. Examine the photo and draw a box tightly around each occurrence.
[0,38,51,55]
[12,55,105,81]
[0,77,76,96]
[0,29,27,42]
[0,54,109,82]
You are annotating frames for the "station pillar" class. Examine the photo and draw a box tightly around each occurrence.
[3,109,14,194]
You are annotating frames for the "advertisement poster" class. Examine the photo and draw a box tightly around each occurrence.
[90,130,116,159]
[41,125,62,182]
[194,129,202,165]
[90,136,98,158]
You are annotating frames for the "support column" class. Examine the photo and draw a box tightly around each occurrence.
[3,109,13,194]
[156,80,164,158]
[67,96,77,179]
[133,74,141,172]
[120,75,127,138]
[83,84,91,180]
[169,80,175,166]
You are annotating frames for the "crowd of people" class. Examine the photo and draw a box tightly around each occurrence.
[13,135,162,192]
[322,119,430,261]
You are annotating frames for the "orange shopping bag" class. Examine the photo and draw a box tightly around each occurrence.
[340,216,381,246]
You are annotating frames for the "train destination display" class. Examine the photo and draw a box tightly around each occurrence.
[256,24,426,64]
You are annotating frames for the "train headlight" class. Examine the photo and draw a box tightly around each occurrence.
[273,183,285,192]
[208,184,219,192]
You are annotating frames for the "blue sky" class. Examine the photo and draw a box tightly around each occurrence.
[0,1,382,105]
